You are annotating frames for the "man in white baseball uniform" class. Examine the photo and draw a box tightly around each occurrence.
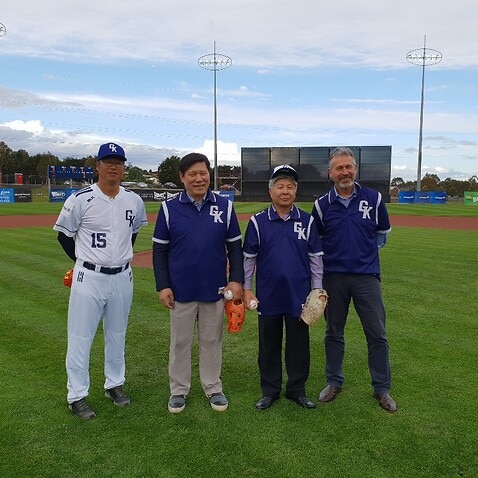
[53,142,148,419]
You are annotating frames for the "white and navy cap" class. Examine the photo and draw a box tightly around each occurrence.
[97,142,127,161]
[270,164,298,182]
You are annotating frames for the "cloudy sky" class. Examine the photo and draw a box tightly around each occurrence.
[1,0,478,181]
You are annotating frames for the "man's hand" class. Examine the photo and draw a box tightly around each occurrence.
[224,281,243,301]
[243,290,259,310]
[159,288,175,309]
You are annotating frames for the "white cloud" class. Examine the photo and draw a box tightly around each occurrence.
[1,1,477,182]
[197,140,241,165]
[3,1,478,68]
[3,119,44,135]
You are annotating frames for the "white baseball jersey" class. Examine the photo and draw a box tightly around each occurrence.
[54,183,147,404]
[54,184,148,266]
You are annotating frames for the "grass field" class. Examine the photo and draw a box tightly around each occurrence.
[0,203,477,477]
[1,199,478,218]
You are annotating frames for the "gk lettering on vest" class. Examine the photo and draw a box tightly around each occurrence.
[209,205,224,223]
[294,222,306,240]
[359,200,372,219]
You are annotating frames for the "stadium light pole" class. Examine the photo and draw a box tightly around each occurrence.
[0,24,4,184]
[406,36,442,191]
[198,42,232,190]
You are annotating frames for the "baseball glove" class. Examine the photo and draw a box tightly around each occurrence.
[63,268,74,288]
[225,298,245,334]
[300,288,328,326]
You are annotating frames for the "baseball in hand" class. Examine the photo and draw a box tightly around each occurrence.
[249,300,258,310]
[224,289,233,300]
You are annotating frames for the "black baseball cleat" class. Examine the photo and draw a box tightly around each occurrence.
[105,385,131,407]
[69,398,96,419]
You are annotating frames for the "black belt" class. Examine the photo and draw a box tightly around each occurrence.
[82,261,129,275]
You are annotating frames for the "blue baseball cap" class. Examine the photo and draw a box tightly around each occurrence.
[270,164,298,182]
[97,142,127,161]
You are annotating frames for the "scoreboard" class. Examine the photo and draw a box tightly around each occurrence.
[48,165,94,180]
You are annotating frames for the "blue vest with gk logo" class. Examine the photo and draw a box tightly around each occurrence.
[312,182,391,275]
[243,205,323,316]
[152,190,242,302]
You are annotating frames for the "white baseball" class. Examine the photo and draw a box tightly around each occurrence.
[224,290,233,300]
[249,300,258,310]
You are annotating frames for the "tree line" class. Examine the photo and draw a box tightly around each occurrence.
[1,141,476,195]
[391,173,478,197]
[0,142,241,188]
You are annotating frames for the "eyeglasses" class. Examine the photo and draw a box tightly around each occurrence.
[101,160,125,167]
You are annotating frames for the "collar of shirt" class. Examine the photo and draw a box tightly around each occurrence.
[268,204,300,221]
[179,189,215,210]
[332,183,359,208]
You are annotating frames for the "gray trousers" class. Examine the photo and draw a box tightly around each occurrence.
[323,273,392,394]
[169,300,225,397]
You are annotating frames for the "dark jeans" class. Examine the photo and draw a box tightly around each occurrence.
[323,273,392,393]
[258,314,310,398]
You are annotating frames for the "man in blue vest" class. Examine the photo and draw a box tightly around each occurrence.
[243,164,324,410]
[152,153,244,413]
[311,147,396,413]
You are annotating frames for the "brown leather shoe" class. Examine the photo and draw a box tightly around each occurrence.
[374,392,397,413]
[318,385,342,403]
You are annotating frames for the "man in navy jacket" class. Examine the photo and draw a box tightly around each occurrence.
[244,165,324,410]
[312,147,396,413]
[153,153,244,414]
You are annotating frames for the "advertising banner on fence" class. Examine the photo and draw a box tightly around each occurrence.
[399,191,447,204]
[429,192,447,204]
[129,189,180,202]
[398,192,415,203]
[414,192,430,203]
[48,187,182,203]
[216,190,235,202]
[14,187,32,202]
[463,191,478,205]
[0,188,14,203]
[49,188,80,202]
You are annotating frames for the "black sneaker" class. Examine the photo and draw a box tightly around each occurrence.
[208,392,228,411]
[168,395,186,413]
[105,385,131,407]
[69,398,96,419]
